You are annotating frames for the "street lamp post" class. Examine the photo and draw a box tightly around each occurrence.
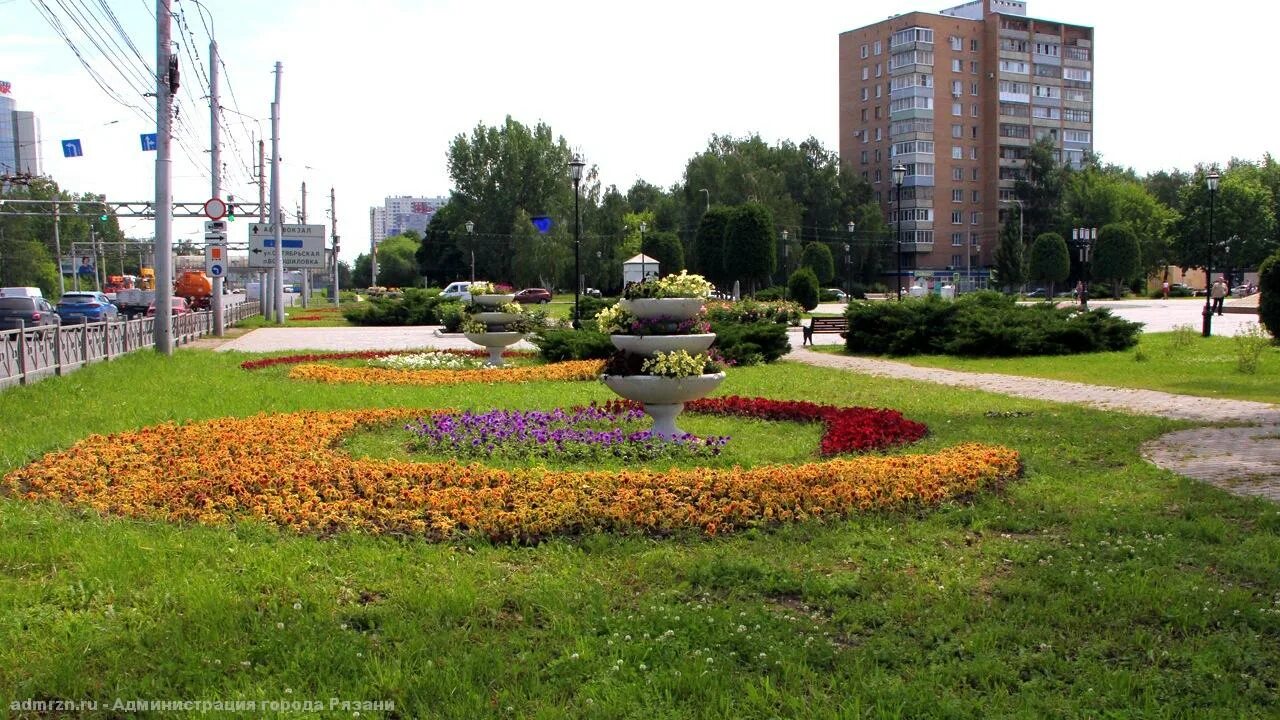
[569,156,585,329]
[639,221,648,282]
[845,220,855,296]
[1203,171,1220,337]
[781,229,790,298]
[1071,227,1096,310]
[465,219,475,283]
[892,164,906,300]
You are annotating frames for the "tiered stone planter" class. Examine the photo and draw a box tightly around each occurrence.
[602,297,725,439]
[463,293,523,367]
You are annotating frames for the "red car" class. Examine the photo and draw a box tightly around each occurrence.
[513,287,552,304]
[145,297,192,316]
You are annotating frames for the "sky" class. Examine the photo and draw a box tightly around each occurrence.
[1,0,1277,263]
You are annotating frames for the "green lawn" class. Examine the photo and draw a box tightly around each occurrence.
[1,350,1278,717]
[816,331,1280,404]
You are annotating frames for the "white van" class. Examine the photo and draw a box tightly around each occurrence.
[0,287,43,298]
[440,281,473,303]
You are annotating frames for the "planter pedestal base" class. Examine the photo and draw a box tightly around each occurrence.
[643,403,685,439]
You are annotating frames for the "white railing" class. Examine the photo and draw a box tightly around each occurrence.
[0,301,260,390]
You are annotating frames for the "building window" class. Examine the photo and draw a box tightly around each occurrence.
[1000,123,1031,139]
[1064,108,1091,123]
[1034,42,1060,57]
[1063,67,1092,82]
[951,211,963,224]
[861,43,869,58]
[875,148,883,162]
[891,27,934,47]
[876,62,883,77]
[1000,59,1029,74]
[971,103,979,117]
[952,59,962,72]
[1065,46,1089,61]
[952,102,962,116]
[862,66,869,81]
[972,190,980,202]
[971,125,978,138]
[952,80,963,96]
[971,82,979,95]
[1063,129,1092,143]
[952,232,965,246]
[860,150,868,164]
[971,38,979,51]
[970,147,978,160]
[874,40,882,55]
[972,168,980,181]
[1064,87,1092,103]
[971,232,980,246]
[860,108,867,121]
[875,127,882,141]
[950,36,963,51]
[876,84,882,98]
[875,169,882,183]
[890,96,933,113]
[1001,38,1028,53]
[953,167,964,180]
[952,146,963,159]
[891,140,934,156]
[952,124,963,138]
[875,105,882,119]
[971,60,979,74]
[1033,84,1061,99]
[952,189,964,202]
[861,87,869,101]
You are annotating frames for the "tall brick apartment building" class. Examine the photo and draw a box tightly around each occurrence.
[839,0,1093,289]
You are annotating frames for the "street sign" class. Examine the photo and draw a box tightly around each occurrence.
[203,198,227,220]
[247,223,326,269]
[205,243,227,277]
[140,133,157,151]
[62,139,83,158]
[204,220,227,243]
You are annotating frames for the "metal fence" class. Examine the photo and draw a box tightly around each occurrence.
[0,301,261,390]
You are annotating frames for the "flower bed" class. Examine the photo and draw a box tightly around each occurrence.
[407,404,729,462]
[240,349,536,372]
[3,409,1020,541]
[288,359,606,387]
[682,396,928,455]
[377,352,486,371]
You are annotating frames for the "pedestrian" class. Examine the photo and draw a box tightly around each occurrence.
[1210,276,1228,316]
[1161,280,1170,299]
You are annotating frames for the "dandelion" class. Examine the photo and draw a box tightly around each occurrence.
[570,653,579,660]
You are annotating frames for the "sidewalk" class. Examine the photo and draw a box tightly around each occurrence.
[786,346,1280,502]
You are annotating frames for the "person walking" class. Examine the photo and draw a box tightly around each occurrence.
[1210,276,1228,316]
[1161,280,1170,299]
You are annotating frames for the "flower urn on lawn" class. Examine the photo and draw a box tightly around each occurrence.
[462,283,525,366]
[600,272,726,439]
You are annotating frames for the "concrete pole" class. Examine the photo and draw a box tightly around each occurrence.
[369,207,377,286]
[300,181,308,307]
[210,38,224,336]
[330,186,339,305]
[257,139,269,319]
[53,203,64,295]
[154,0,174,354]
[270,62,285,324]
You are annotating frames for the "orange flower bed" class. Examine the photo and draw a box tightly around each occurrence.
[3,409,1020,541]
[287,359,605,387]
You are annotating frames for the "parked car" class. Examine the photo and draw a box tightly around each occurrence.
[439,281,473,303]
[55,292,119,323]
[822,288,849,302]
[0,286,44,299]
[0,296,61,330]
[513,287,552,304]
[584,287,603,298]
[145,297,192,317]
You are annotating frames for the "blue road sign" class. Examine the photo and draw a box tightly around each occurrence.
[209,263,224,277]
[62,139,83,158]
[262,239,304,249]
[531,216,552,234]
[140,133,157,151]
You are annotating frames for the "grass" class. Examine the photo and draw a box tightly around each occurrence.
[1,350,1278,717]
[235,302,355,328]
[815,331,1280,404]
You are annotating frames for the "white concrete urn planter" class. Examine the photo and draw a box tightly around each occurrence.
[618,297,705,321]
[463,330,525,367]
[602,373,726,439]
[472,311,521,325]
[473,293,516,307]
[610,333,715,357]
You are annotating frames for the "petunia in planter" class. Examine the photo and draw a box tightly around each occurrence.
[602,349,726,437]
[620,271,714,320]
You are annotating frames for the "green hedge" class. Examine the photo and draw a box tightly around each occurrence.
[710,321,790,365]
[531,326,615,361]
[342,288,449,326]
[1259,250,1280,339]
[844,291,1142,356]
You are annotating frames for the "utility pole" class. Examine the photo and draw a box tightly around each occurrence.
[330,186,339,305]
[299,180,308,307]
[154,0,175,354]
[270,61,284,324]
[53,203,64,295]
[209,38,224,336]
[258,138,268,319]
[369,207,377,287]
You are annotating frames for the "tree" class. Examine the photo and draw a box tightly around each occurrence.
[374,233,422,288]
[1028,232,1069,298]
[1015,136,1068,240]
[1257,249,1280,339]
[691,206,733,287]
[800,242,835,284]
[643,231,684,274]
[1064,167,1173,280]
[337,260,353,291]
[724,203,776,293]
[510,208,570,290]
[787,268,820,311]
[992,206,1025,292]
[352,253,373,289]
[416,201,469,285]
[1171,167,1277,278]
[1143,168,1190,211]
[1093,223,1142,299]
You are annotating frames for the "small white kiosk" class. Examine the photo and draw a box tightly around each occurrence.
[622,254,660,285]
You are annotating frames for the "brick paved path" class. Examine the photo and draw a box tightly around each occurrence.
[787,346,1280,503]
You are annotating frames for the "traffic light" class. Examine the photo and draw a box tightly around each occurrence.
[99,210,108,221]
[226,195,235,221]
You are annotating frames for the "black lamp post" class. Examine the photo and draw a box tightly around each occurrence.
[465,219,475,283]
[892,163,906,300]
[1071,226,1096,310]
[639,221,648,282]
[569,156,585,329]
[846,219,855,295]
[1202,170,1220,337]
[781,229,790,298]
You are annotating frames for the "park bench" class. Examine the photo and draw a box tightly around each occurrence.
[802,317,848,346]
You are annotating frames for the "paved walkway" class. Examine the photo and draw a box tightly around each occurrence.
[787,346,1280,503]
[214,327,537,353]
